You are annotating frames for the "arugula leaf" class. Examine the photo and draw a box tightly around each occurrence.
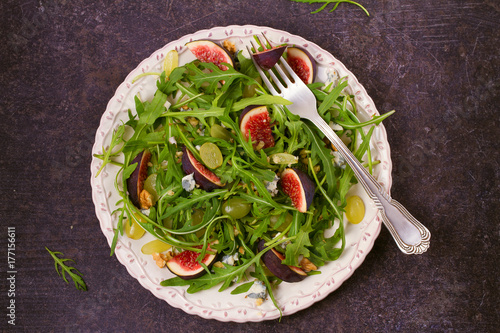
[94,124,125,177]
[317,79,348,116]
[338,125,375,200]
[185,62,253,94]
[288,0,370,16]
[230,281,254,295]
[283,215,314,266]
[46,247,87,291]
[137,90,168,125]
[161,253,265,293]
[303,123,337,197]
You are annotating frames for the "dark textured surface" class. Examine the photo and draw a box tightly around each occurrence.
[1,0,499,332]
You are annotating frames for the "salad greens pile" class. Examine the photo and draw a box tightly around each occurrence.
[95,42,391,312]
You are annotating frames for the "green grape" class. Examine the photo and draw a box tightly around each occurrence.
[125,214,146,240]
[345,195,365,224]
[141,239,172,255]
[269,212,293,231]
[222,197,251,219]
[200,142,223,169]
[143,173,158,204]
[210,124,232,141]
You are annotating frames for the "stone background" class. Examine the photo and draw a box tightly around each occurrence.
[0,0,498,332]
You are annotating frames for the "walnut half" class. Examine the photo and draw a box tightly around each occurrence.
[139,189,153,209]
[299,258,317,272]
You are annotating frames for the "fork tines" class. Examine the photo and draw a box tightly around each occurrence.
[247,36,302,96]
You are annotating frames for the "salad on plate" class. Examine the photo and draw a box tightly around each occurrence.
[93,31,392,318]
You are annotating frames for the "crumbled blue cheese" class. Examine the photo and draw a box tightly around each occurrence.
[280,240,291,250]
[331,151,346,169]
[181,173,196,192]
[141,209,150,216]
[195,145,201,151]
[324,67,339,90]
[168,136,177,145]
[221,252,239,266]
[247,280,267,300]
[264,174,280,197]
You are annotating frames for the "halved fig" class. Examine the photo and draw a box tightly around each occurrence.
[280,168,316,213]
[257,240,307,283]
[166,242,218,280]
[287,47,317,84]
[127,150,151,209]
[181,146,224,191]
[252,45,287,70]
[186,40,234,71]
[239,105,275,149]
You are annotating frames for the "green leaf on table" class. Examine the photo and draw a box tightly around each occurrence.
[288,0,370,17]
[46,247,88,291]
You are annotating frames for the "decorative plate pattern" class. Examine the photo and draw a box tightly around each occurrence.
[90,25,392,322]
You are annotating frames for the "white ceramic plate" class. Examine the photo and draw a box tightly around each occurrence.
[90,25,392,322]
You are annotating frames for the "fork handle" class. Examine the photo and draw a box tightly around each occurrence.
[310,116,431,254]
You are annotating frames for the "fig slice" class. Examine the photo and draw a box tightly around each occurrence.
[257,240,307,283]
[286,46,317,84]
[252,45,287,71]
[280,168,316,213]
[239,105,275,149]
[127,150,151,209]
[181,146,224,191]
[186,40,234,71]
[166,242,218,280]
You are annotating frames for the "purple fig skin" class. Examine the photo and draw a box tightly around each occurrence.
[280,168,316,213]
[252,45,287,70]
[127,150,151,208]
[181,146,223,192]
[257,240,307,283]
[239,105,275,149]
[286,46,317,84]
[239,104,258,121]
[186,40,234,70]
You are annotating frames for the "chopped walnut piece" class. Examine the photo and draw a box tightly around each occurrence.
[187,117,199,127]
[238,246,245,255]
[160,251,173,262]
[254,141,265,150]
[213,261,224,269]
[300,258,317,272]
[223,40,237,54]
[255,298,264,307]
[175,150,183,163]
[152,251,173,268]
[152,252,166,268]
[140,189,153,209]
[299,148,309,164]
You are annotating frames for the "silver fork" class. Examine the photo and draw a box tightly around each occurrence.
[247,40,430,254]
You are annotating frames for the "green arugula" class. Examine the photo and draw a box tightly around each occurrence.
[288,0,370,16]
[46,247,87,291]
[93,41,393,314]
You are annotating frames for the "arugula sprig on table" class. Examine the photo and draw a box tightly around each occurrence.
[46,247,88,291]
[289,0,369,16]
